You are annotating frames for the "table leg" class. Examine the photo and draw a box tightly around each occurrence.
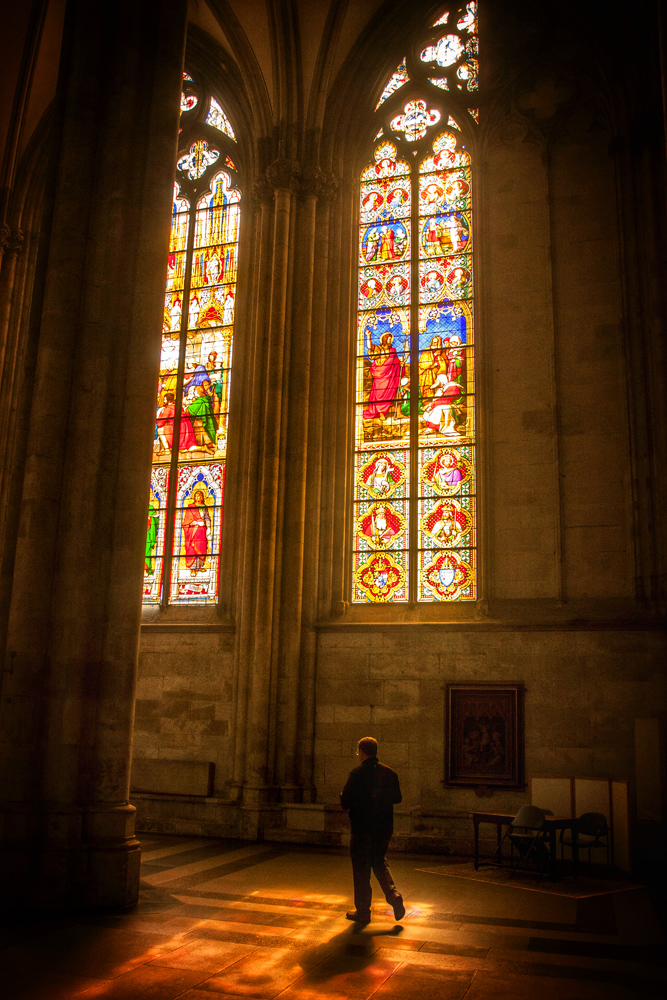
[572,823,579,878]
[549,826,557,880]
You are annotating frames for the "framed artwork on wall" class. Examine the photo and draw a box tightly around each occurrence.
[445,683,525,789]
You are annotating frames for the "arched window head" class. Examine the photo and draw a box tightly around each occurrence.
[375,2,478,121]
[144,72,240,606]
[352,5,478,604]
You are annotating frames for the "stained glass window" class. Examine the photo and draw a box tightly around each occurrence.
[421,1,478,94]
[144,74,240,606]
[206,97,236,140]
[375,59,409,110]
[353,5,478,605]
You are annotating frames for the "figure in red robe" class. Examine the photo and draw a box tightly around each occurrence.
[183,488,211,573]
[156,392,198,452]
[363,333,402,419]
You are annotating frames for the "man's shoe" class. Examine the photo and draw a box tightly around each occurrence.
[392,896,406,921]
[345,910,370,925]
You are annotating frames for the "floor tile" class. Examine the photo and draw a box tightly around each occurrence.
[462,971,559,999]
[277,953,400,998]
[149,939,257,973]
[3,968,105,1000]
[370,966,474,1000]
[194,949,311,997]
[176,992,251,1000]
[17,924,188,978]
[74,965,208,999]
[545,979,655,1000]
[143,846,270,886]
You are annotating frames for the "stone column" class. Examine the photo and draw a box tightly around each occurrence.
[274,169,337,800]
[233,159,300,831]
[0,0,187,908]
[297,172,337,796]
[0,226,25,388]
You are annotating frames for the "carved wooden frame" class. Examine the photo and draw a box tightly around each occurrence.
[445,682,525,789]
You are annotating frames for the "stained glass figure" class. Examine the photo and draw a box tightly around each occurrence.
[457,57,478,91]
[457,1,478,32]
[422,35,464,68]
[177,140,220,180]
[144,79,239,606]
[390,100,441,142]
[170,464,224,603]
[375,58,409,110]
[143,468,170,602]
[181,92,198,113]
[206,97,236,140]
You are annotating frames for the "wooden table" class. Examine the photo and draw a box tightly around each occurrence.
[470,811,579,880]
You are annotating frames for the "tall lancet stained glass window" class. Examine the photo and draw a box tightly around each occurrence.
[353,3,478,603]
[144,73,240,605]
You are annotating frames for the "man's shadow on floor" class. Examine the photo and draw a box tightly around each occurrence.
[298,922,404,978]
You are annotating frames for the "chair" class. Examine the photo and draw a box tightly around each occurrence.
[494,805,551,876]
[560,812,610,867]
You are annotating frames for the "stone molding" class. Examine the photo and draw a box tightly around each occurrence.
[0,224,24,258]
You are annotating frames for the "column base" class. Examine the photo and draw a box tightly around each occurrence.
[279,784,302,804]
[0,803,141,909]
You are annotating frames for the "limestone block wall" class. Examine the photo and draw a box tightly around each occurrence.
[133,629,235,797]
[313,627,667,853]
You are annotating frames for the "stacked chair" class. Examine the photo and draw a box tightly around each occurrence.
[560,812,610,868]
[494,805,552,879]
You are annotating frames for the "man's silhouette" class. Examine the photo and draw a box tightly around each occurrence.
[340,736,405,926]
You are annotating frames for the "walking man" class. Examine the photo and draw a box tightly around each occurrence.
[340,737,405,926]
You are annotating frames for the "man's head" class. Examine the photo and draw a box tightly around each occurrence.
[357,737,378,760]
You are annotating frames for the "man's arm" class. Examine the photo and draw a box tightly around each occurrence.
[392,770,402,805]
[340,769,358,812]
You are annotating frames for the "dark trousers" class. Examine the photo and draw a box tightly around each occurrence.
[350,830,401,916]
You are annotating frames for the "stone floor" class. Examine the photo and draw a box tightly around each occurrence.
[2,834,665,999]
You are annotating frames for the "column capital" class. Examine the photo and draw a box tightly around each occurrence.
[266,158,301,193]
[300,167,338,203]
[0,224,24,258]
[251,173,273,208]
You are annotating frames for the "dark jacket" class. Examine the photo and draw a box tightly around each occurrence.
[340,757,402,835]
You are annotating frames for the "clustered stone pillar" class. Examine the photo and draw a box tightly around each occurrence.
[232,159,301,833]
[231,157,337,825]
[0,0,187,908]
[274,168,338,801]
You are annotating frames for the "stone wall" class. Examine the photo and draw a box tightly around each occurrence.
[132,623,665,852]
[133,629,235,793]
[312,627,666,853]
